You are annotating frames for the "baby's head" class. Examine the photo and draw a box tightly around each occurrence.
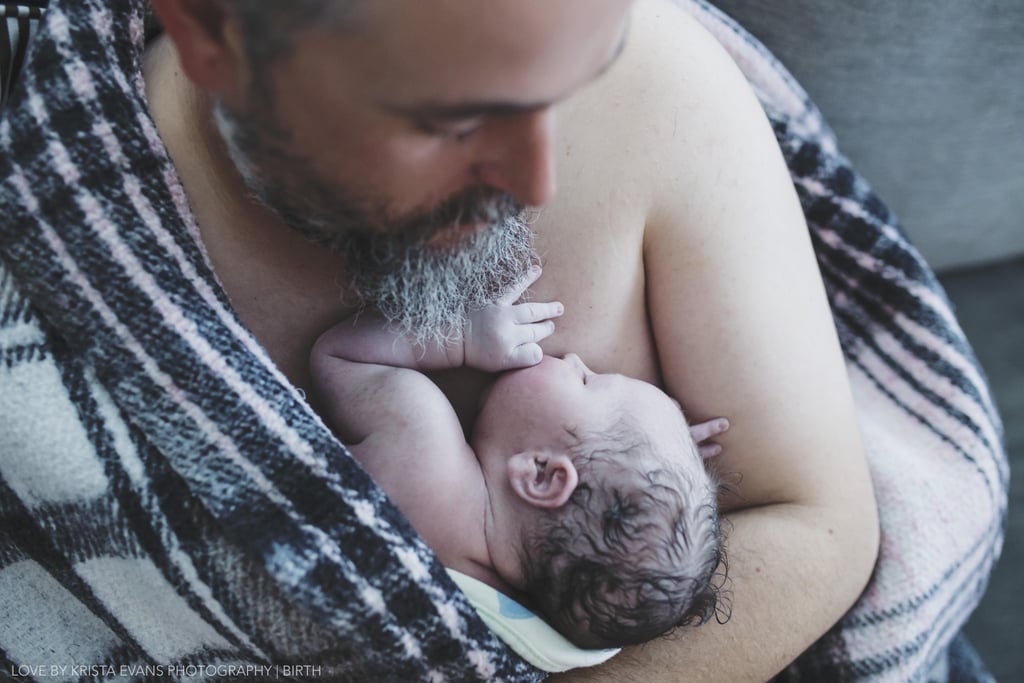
[471,354,726,648]
[518,415,723,648]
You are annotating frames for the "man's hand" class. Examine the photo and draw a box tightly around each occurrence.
[689,417,730,459]
[463,266,564,371]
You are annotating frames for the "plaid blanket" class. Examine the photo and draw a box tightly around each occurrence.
[0,1,1006,681]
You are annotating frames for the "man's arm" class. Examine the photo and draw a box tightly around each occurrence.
[551,2,878,680]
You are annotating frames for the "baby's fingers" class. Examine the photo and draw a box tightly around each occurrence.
[507,342,544,368]
[515,319,557,346]
[514,300,564,324]
[697,442,723,459]
[689,417,730,445]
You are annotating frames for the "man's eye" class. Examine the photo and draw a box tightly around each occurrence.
[417,118,483,142]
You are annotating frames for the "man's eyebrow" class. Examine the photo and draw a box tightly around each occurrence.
[388,20,631,121]
[402,100,549,122]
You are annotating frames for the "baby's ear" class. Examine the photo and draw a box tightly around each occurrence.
[507,452,578,509]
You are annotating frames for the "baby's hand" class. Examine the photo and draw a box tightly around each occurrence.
[689,418,730,459]
[464,266,564,371]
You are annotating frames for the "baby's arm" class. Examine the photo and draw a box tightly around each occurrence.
[310,266,563,444]
[325,266,562,373]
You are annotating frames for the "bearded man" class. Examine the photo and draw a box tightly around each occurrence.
[144,2,877,679]
[2,0,1003,681]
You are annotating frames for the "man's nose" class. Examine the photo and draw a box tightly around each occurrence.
[473,108,557,208]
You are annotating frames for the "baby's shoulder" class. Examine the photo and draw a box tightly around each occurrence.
[353,431,484,561]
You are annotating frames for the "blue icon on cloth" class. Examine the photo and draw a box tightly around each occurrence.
[498,593,537,619]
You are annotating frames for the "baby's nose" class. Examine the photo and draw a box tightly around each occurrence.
[562,353,587,372]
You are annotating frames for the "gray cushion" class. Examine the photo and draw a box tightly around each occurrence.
[711,0,1024,271]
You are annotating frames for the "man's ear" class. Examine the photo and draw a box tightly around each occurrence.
[507,452,579,509]
[150,0,246,94]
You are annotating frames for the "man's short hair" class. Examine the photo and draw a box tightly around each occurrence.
[229,1,365,69]
[519,417,728,649]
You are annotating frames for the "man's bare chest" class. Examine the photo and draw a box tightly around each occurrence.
[527,192,660,381]
[429,208,662,434]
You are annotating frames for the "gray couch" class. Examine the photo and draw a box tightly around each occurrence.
[712,0,1024,272]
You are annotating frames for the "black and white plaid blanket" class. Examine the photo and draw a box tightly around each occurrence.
[0,1,1006,681]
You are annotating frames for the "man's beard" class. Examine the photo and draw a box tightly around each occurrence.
[213,101,538,347]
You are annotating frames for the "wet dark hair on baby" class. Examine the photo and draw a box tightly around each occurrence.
[519,417,730,649]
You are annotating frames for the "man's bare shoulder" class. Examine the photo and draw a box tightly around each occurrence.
[556,0,759,207]
[532,0,770,378]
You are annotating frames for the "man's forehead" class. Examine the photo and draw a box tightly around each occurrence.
[352,3,630,112]
[360,0,633,29]
[381,25,631,118]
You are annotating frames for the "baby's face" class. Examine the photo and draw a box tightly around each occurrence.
[474,354,692,457]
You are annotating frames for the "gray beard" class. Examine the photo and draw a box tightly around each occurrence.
[335,212,539,347]
[213,102,538,347]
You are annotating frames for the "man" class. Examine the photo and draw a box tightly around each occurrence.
[1,0,887,680]
[144,0,878,680]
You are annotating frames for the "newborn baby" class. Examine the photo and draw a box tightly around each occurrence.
[311,267,727,648]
